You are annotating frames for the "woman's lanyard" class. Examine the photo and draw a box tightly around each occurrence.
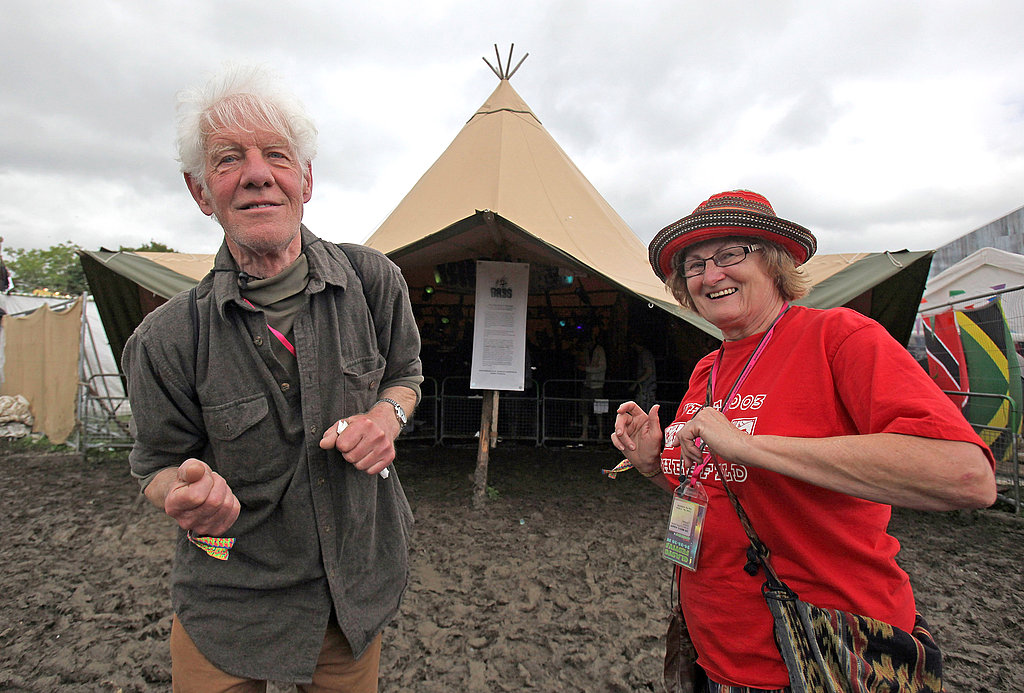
[688,303,790,484]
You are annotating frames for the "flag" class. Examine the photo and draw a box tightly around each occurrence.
[955,298,1023,460]
[923,309,968,411]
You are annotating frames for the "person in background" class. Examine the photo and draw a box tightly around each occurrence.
[611,190,995,691]
[578,324,607,440]
[629,340,657,413]
[122,64,422,691]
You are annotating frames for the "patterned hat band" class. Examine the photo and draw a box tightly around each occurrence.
[649,190,817,282]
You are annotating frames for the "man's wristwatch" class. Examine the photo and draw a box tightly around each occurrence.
[376,398,407,430]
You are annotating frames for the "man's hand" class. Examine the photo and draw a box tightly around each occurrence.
[319,407,396,476]
[161,459,240,536]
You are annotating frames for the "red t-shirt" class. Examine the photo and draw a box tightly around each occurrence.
[661,306,994,688]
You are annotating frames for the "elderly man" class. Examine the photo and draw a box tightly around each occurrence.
[123,65,422,691]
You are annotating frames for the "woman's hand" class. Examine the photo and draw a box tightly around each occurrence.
[677,406,750,468]
[610,401,664,475]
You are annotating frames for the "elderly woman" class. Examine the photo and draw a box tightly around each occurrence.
[611,190,996,692]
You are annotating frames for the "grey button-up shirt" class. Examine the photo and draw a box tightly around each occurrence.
[123,227,422,682]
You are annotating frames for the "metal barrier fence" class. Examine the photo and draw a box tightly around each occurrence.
[76,375,442,451]
[942,390,1020,513]
[402,377,439,442]
[539,378,690,445]
[75,370,686,451]
[438,376,540,445]
[432,377,688,446]
[77,373,133,452]
[77,367,1021,512]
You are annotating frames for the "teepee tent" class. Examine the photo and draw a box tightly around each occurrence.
[80,49,933,386]
[364,61,691,326]
[364,50,932,372]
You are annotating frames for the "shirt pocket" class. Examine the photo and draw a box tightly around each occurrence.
[201,393,280,485]
[340,353,387,406]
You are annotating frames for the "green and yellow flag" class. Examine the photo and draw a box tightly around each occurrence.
[955,298,1022,461]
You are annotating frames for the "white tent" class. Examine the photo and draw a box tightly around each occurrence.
[0,293,125,445]
[920,247,1024,337]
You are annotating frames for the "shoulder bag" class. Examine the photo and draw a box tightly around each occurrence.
[713,458,944,693]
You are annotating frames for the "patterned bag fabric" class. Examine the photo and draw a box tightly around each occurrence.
[760,562,944,693]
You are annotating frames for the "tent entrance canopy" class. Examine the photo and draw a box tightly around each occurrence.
[385,209,705,326]
[78,249,214,366]
[797,249,933,346]
[78,241,932,382]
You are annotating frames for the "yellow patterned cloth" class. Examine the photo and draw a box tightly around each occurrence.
[187,531,236,560]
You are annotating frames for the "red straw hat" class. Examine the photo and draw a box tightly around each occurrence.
[648,190,817,282]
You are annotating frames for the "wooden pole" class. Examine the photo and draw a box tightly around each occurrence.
[473,390,499,508]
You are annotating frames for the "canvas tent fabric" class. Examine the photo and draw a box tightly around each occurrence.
[0,294,125,445]
[795,249,933,346]
[78,249,209,367]
[924,247,1024,299]
[80,245,932,381]
[0,296,83,444]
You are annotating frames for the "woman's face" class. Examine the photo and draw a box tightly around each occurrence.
[682,238,785,340]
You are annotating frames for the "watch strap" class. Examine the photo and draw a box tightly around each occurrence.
[375,397,406,429]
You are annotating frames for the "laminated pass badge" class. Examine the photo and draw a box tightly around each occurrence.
[663,478,708,571]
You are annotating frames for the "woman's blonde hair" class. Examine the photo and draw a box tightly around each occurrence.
[665,236,810,311]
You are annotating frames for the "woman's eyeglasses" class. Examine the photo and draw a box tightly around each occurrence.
[680,244,761,278]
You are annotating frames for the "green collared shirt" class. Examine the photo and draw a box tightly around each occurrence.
[123,226,422,682]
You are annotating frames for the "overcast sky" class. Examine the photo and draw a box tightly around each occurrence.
[2,1,1023,259]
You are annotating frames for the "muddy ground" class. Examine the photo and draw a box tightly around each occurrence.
[2,442,1022,692]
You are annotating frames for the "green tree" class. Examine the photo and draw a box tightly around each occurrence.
[3,239,178,296]
[120,240,176,253]
[6,242,86,296]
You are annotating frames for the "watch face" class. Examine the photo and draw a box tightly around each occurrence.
[396,404,407,425]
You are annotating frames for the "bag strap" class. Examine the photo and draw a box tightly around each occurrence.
[335,242,378,342]
[697,304,791,587]
[189,285,199,377]
[710,457,789,590]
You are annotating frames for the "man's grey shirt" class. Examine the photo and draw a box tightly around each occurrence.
[123,227,423,681]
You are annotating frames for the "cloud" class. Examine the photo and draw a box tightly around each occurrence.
[0,0,1022,260]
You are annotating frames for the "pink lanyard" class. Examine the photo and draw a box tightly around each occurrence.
[242,298,296,356]
[688,304,790,483]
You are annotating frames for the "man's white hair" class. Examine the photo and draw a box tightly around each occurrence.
[176,63,318,186]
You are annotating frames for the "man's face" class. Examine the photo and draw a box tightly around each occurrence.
[185,124,312,257]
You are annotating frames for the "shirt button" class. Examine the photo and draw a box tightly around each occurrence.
[310,425,318,435]
[280,382,290,392]
[369,380,378,390]
[254,336,263,346]
[317,477,326,486]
